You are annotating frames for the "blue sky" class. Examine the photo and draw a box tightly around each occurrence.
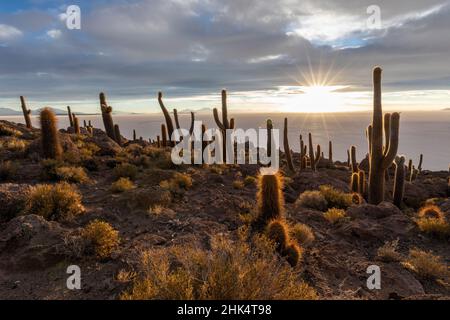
[1,0,450,113]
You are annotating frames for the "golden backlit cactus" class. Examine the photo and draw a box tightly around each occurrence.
[20,96,32,129]
[40,108,62,159]
[254,172,284,229]
[283,242,302,267]
[358,170,366,195]
[267,220,289,252]
[350,172,359,193]
[368,67,400,204]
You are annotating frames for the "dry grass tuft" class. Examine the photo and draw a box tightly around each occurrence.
[377,239,402,262]
[296,190,328,211]
[323,208,346,224]
[290,223,315,246]
[111,177,135,193]
[82,220,120,259]
[55,166,90,184]
[319,185,352,210]
[22,182,84,221]
[120,235,317,300]
[402,248,449,280]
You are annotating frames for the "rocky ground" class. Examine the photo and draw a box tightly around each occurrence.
[0,119,449,300]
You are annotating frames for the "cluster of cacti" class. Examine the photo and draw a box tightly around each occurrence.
[283,118,294,171]
[308,133,321,171]
[40,108,62,159]
[367,67,400,205]
[213,90,235,162]
[267,220,302,267]
[393,156,406,207]
[20,96,32,129]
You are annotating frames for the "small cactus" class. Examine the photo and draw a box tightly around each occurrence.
[40,108,62,159]
[133,129,137,141]
[282,242,302,267]
[20,96,32,129]
[283,118,294,171]
[418,154,423,173]
[267,220,289,252]
[393,156,405,208]
[328,141,333,164]
[157,135,161,148]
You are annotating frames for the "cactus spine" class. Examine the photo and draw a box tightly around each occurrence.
[368,67,400,204]
[283,118,294,171]
[40,108,62,159]
[393,156,406,208]
[20,96,32,129]
[213,90,235,162]
[99,92,116,140]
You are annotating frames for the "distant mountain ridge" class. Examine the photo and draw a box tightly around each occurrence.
[0,107,92,116]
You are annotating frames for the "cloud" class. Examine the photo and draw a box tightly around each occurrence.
[0,0,450,112]
[0,24,22,41]
[46,29,62,39]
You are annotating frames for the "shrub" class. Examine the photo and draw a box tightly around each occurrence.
[82,220,120,259]
[0,124,21,137]
[111,177,135,193]
[160,173,192,192]
[233,180,245,189]
[55,166,90,184]
[296,191,328,211]
[120,235,317,300]
[114,163,138,180]
[40,159,64,180]
[402,249,449,280]
[244,175,257,186]
[22,182,85,221]
[416,218,449,238]
[0,161,17,181]
[377,239,402,262]
[319,185,352,209]
[290,223,315,246]
[2,138,27,153]
[324,208,346,224]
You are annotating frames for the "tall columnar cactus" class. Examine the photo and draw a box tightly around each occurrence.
[40,108,62,159]
[114,124,122,146]
[73,114,80,135]
[161,124,168,147]
[267,119,273,158]
[67,106,74,127]
[407,159,413,178]
[351,173,359,193]
[283,118,295,171]
[308,133,321,171]
[173,109,181,130]
[368,67,400,205]
[158,92,174,146]
[213,90,235,162]
[157,135,161,148]
[300,135,307,169]
[99,92,116,140]
[358,170,366,195]
[20,96,32,129]
[83,120,87,128]
[328,141,333,164]
[393,156,406,208]
[350,145,358,173]
[418,154,423,173]
[133,129,137,141]
[253,173,284,230]
[173,109,195,137]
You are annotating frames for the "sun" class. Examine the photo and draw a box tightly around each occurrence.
[282,84,348,113]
